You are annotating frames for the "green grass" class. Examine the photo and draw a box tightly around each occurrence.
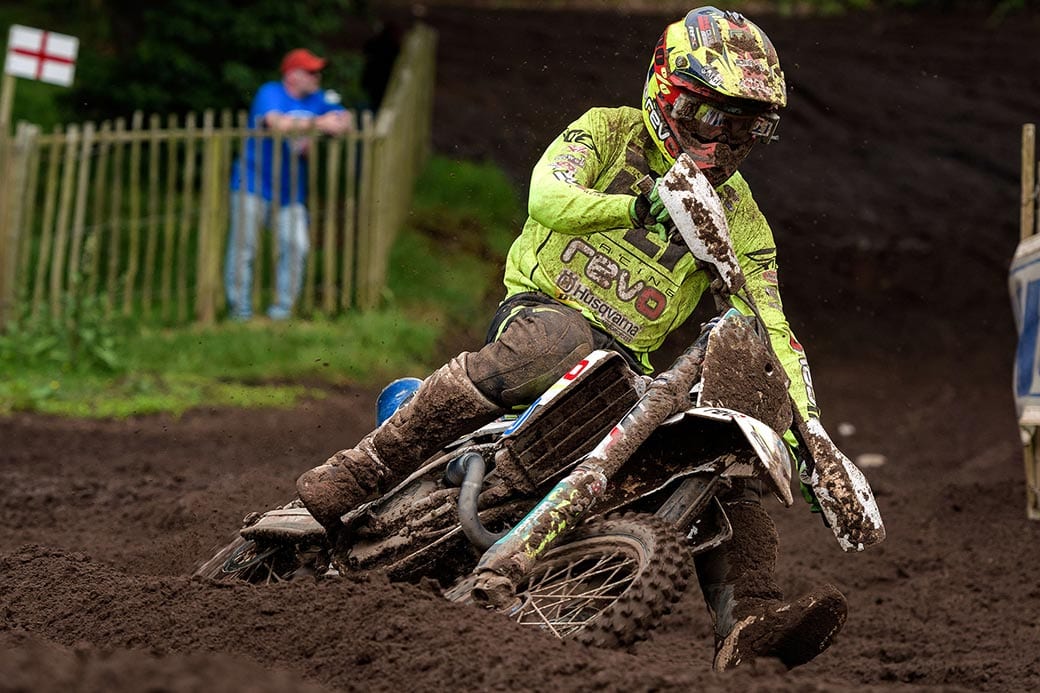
[0,156,522,418]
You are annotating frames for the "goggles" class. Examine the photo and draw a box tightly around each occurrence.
[670,92,780,145]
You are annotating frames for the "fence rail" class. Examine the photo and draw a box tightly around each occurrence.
[0,23,436,328]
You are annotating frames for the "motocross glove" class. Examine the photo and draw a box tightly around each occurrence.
[783,429,826,521]
[629,182,672,243]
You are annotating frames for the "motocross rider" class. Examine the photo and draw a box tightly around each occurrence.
[299,7,849,671]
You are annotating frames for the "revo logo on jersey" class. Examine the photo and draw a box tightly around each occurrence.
[560,238,667,320]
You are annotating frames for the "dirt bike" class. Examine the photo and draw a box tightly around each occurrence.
[194,154,883,647]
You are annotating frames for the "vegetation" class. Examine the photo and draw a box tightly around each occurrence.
[0,157,523,418]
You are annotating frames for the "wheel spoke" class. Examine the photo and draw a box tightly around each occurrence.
[524,594,566,637]
[527,557,636,601]
[516,547,639,633]
[528,551,629,594]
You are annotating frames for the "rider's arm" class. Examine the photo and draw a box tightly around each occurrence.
[722,174,821,424]
[527,108,636,235]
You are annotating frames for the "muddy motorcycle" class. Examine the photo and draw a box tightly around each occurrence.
[195,155,883,647]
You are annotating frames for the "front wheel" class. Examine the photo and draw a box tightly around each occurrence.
[507,513,692,647]
[193,533,309,583]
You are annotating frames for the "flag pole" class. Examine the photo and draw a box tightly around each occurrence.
[0,73,15,135]
[0,73,13,327]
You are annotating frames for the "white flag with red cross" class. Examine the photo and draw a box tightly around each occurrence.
[4,25,79,87]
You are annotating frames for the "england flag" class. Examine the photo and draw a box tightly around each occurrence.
[4,25,79,87]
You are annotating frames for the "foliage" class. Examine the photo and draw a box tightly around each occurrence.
[0,294,124,376]
[0,290,125,414]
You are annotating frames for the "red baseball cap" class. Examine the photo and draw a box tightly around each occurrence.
[280,48,327,75]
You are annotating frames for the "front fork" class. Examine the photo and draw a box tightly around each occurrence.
[467,318,721,606]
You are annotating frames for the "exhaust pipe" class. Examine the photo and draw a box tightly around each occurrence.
[452,452,507,551]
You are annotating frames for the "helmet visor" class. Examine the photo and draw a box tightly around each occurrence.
[671,92,780,146]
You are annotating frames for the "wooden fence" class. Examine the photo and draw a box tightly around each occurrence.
[0,23,435,328]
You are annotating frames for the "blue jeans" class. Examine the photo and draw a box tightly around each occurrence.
[224,192,309,320]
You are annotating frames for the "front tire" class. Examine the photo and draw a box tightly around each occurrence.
[193,533,250,580]
[508,513,692,647]
[193,534,305,583]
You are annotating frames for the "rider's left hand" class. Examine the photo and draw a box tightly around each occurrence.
[783,429,826,520]
[629,182,672,243]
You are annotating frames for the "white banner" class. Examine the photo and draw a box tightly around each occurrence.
[1010,233,1040,425]
[4,25,79,87]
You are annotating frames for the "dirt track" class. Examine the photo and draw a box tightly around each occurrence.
[4,6,1040,692]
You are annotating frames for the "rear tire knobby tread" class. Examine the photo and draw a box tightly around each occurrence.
[529,511,692,648]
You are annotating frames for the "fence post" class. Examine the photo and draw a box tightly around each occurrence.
[160,113,178,322]
[0,122,34,327]
[31,127,62,319]
[1021,123,1040,521]
[49,124,80,320]
[122,111,144,315]
[196,109,221,325]
[0,128,12,326]
[1022,124,1035,245]
[67,122,96,297]
[341,122,359,311]
[105,117,126,316]
[142,113,161,318]
[322,132,342,315]
[0,74,16,326]
[177,112,197,323]
[14,124,41,315]
[87,121,111,297]
[356,110,377,310]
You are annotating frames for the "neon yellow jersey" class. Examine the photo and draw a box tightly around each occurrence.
[503,106,820,421]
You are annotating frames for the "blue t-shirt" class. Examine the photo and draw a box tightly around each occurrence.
[230,81,346,204]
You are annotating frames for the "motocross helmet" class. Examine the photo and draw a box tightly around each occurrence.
[642,7,787,185]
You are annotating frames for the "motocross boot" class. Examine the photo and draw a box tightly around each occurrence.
[296,353,504,530]
[696,488,848,672]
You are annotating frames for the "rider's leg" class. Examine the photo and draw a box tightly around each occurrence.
[296,299,597,530]
[695,480,848,671]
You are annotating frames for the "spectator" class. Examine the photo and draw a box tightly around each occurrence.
[225,48,353,321]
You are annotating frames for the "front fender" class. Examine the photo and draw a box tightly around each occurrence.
[662,406,795,506]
